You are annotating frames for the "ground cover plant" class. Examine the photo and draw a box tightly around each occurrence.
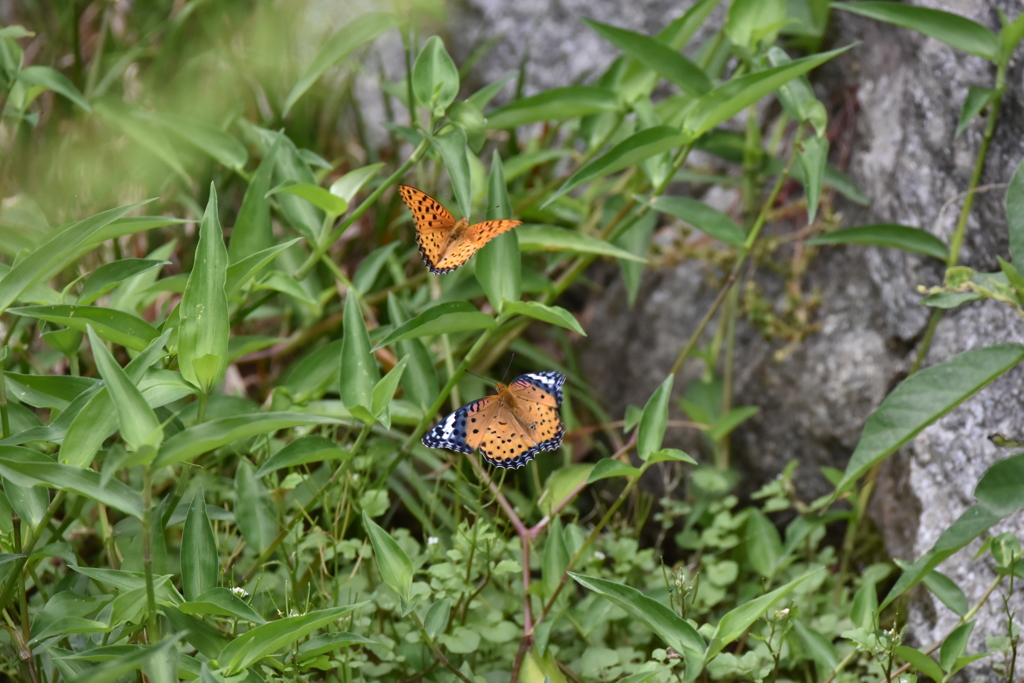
[0,0,1022,681]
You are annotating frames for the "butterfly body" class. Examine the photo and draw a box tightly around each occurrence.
[398,185,522,275]
[422,371,566,469]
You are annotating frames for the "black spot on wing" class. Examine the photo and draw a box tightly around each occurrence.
[514,371,566,406]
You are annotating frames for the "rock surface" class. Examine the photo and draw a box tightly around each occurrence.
[449,0,1024,676]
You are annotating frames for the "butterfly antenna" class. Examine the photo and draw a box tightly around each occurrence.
[500,353,516,384]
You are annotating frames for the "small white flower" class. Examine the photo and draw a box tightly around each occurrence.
[593,551,606,560]
[231,587,249,598]
[427,537,439,545]
[352,474,360,481]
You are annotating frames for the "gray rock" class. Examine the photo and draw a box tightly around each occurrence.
[450,0,1024,677]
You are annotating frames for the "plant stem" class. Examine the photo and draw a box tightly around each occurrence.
[410,612,475,683]
[0,492,65,612]
[0,352,9,439]
[911,69,1005,373]
[142,466,158,641]
[294,139,431,281]
[670,124,805,376]
[196,392,209,424]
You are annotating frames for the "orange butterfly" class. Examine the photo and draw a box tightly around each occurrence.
[398,185,522,275]
[422,371,565,469]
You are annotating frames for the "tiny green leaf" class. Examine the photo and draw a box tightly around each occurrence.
[412,36,460,116]
[341,293,379,422]
[517,225,646,262]
[362,511,413,601]
[475,150,522,314]
[502,301,585,336]
[86,326,162,452]
[637,375,674,461]
[374,302,494,349]
[181,485,217,602]
[807,224,949,260]
[267,182,348,216]
[650,196,745,247]
[486,87,620,129]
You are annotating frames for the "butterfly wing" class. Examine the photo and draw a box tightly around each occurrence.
[398,185,456,274]
[478,372,566,469]
[432,219,523,273]
[422,396,499,454]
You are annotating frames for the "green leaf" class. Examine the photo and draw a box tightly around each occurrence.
[502,301,585,336]
[371,357,408,429]
[920,568,969,617]
[58,330,171,467]
[283,12,399,114]
[475,150,522,314]
[17,65,91,111]
[353,243,400,295]
[1001,11,1024,61]
[225,239,300,298]
[8,305,158,352]
[517,225,646,262]
[439,627,480,654]
[66,635,181,683]
[268,182,348,216]
[882,505,1003,607]
[219,605,363,674]
[297,632,376,660]
[1006,155,1024,267]
[704,569,820,662]
[29,617,109,646]
[956,86,997,138]
[745,508,782,578]
[428,126,472,219]
[894,645,943,682]
[265,132,323,242]
[583,19,711,96]
[807,224,949,260]
[180,589,266,626]
[77,259,167,306]
[586,458,642,483]
[234,459,277,556]
[341,294,379,422]
[255,435,350,477]
[449,100,487,152]
[486,86,620,129]
[850,579,878,631]
[178,186,229,394]
[374,301,494,349]
[0,201,148,316]
[0,446,144,519]
[546,126,688,206]
[649,196,745,247]
[412,36,460,116]
[832,2,999,61]
[682,46,852,140]
[708,406,759,441]
[145,112,248,170]
[330,163,385,204]
[153,413,343,468]
[726,0,788,49]
[648,448,698,464]
[569,572,706,657]
[181,485,217,602]
[229,139,280,262]
[542,517,570,599]
[424,599,451,642]
[503,150,573,182]
[3,373,96,411]
[362,511,413,601]
[767,47,828,137]
[921,291,982,309]
[254,270,320,311]
[940,621,974,672]
[386,295,438,412]
[637,375,674,461]
[793,619,839,674]
[835,344,1024,492]
[798,136,828,223]
[974,451,1024,516]
[86,326,162,452]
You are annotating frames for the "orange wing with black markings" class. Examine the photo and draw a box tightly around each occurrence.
[421,371,566,469]
[397,185,522,275]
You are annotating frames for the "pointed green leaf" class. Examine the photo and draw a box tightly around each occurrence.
[586,458,642,483]
[373,301,494,349]
[153,413,343,468]
[956,86,997,138]
[386,295,438,412]
[86,326,162,452]
[77,260,167,306]
[798,136,828,223]
[371,356,409,429]
[1006,155,1024,267]
[546,126,688,206]
[807,224,948,260]
[502,301,585,336]
[17,65,90,111]
[833,2,999,61]
[181,485,217,602]
[267,182,348,216]
[637,375,673,461]
[255,436,350,478]
[486,87,620,129]
[8,305,158,352]
[569,572,706,656]
[835,344,1024,492]
[428,126,472,219]
[341,294,379,421]
[682,46,852,140]
[745,508,782,578]
[413,36,460,115]
[330,163,385,204]
[363,511,413,601]
[940,621,974,672]
[894,645,944,682]
[476,150,522,314]
[974,451,1024,516]
[584,19,711,96]
[145,112,247,170]
[517,225,646,262]
[649,196,745,247]
[234,459,277,555]
[229,139,280,262]
[178,186,229,394]
[424,599,451,642]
